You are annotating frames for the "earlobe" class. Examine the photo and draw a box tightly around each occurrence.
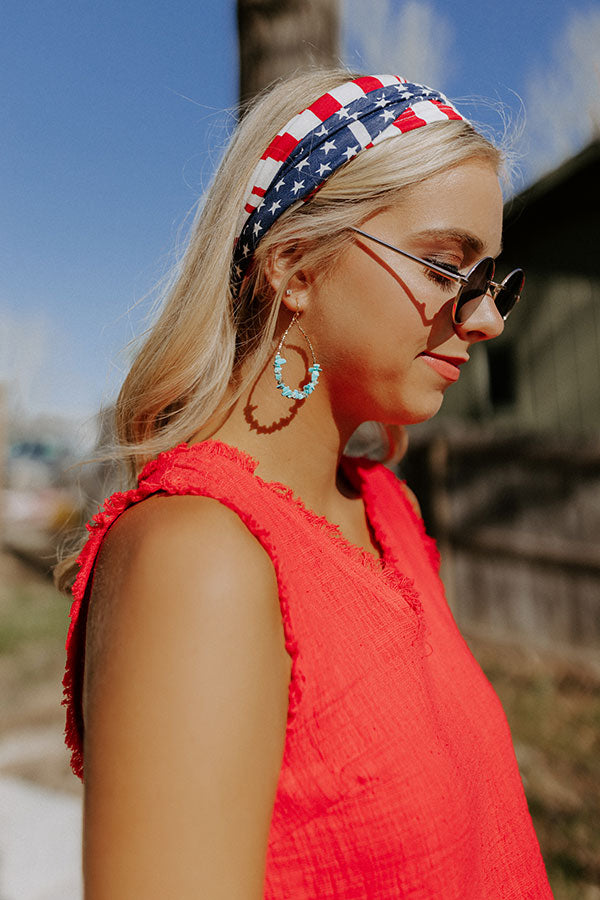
[281,283,308,313]
[264,244,312,312]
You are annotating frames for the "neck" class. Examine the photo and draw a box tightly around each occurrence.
[186,348,389,563]
[190,360,361,520]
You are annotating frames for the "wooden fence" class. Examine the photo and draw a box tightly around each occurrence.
[400,431,600,651]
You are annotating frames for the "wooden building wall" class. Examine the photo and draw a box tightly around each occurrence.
[403,142,600,650]
[437,140,600,436]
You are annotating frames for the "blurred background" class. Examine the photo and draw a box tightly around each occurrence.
[1,1,599,897]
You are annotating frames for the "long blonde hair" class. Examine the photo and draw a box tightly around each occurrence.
[55,66,502,592]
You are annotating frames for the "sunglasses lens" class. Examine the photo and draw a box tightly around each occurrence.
[495,269,525,319]
[453,257,495,324]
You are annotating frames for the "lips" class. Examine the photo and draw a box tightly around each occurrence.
[417,351,468,383]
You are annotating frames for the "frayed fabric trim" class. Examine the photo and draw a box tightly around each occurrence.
[63,469,176,780]
[63,440,301,780]
[63,439,430,780]
[342,457,426,645]
[375,462,442,574]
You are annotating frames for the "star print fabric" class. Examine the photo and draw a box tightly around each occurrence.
[231,74,465,291]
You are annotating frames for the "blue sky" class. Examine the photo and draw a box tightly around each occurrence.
[2,0,598,439]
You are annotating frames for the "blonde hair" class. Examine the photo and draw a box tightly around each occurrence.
[55,66,502,592]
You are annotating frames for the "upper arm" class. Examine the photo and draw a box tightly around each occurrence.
[83,493,291,900]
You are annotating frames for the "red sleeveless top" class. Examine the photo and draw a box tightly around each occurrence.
[63,440,553,899]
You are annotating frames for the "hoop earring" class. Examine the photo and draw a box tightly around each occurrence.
[273,297,321,401]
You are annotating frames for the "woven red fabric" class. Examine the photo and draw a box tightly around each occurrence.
[63,440,553,898]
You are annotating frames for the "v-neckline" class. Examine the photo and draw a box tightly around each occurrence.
[140,438,424,628]
[188,439,401,587]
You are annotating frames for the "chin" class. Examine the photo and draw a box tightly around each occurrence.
[358,383,448,428]
[389,391,446,426]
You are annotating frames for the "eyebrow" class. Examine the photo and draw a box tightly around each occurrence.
[410,228,503,258]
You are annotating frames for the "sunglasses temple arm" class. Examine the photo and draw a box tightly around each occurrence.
[349,227,468,286]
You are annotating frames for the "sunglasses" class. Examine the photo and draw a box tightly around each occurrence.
[349,227,524,325]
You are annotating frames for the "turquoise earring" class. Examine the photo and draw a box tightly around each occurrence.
[273,291,322,401]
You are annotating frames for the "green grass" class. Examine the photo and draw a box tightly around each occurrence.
[0,580,68,654]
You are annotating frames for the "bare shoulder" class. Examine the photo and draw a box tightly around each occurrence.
[398,480,422,518]
[86,492,283,685]
[83,493,290,898]
[95,491,275,592]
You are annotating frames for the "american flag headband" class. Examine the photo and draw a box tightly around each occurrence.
[231,74,467,294]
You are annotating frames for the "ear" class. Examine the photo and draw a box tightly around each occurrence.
[264,244,313,313]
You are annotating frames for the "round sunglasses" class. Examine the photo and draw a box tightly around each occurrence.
[349,227,524,325]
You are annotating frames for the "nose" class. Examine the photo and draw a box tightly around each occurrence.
[453,294,505,343]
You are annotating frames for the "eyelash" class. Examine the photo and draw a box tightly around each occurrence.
[423,259,461,292]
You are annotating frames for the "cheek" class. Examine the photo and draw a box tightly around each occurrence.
[308,277,452,425]
[317,261,423,356]
[308,252,454,409]
[424,295,457,344]
[314,287,421,396]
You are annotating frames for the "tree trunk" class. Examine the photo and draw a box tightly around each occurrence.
[237,0,340,110]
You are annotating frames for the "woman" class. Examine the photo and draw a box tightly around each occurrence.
[57,69,553,898]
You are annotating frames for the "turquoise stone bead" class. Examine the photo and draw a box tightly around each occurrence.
[274,346,321,402]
